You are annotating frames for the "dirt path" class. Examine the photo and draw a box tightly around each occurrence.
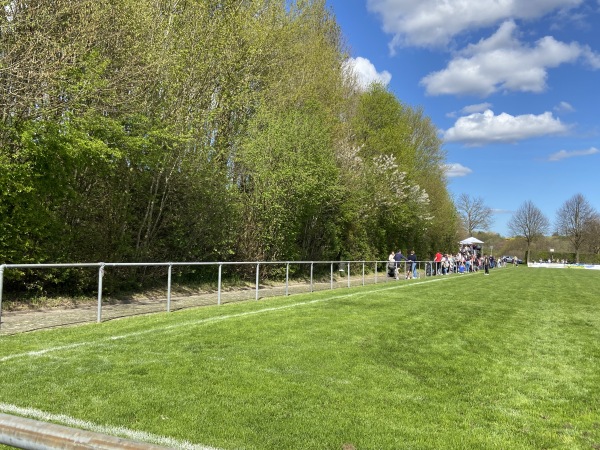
[1,276,396,335]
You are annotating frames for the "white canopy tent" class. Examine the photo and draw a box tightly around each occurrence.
[459,237,484,245]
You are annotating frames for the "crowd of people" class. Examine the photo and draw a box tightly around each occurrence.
[386,244,505,279]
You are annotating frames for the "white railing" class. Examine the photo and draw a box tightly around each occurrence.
[0,259,477,334]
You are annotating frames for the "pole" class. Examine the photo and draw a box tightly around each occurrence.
[362,262,365,286]
[330,263,333,290]
[97,264,104,323]
[0,265,4,331]
[218,264,222,305]
[255,263,260,300]
[347,262,350,288]
[285,263,289,296]
[167,264,172,312]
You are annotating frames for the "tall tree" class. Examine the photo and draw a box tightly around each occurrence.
[456,193,492,236]
[508,200,550,263]
[556,193,598,262]
[583,215,600,255]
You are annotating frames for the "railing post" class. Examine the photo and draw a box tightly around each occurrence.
[255,263,260,300]
[167,264,172,312]
[285,263,289,296]
[330,262,333,290]
[310,263,314,293]
[97,263,104,323]
[218,264,222,305]
[375,261,378,284]
[0,265,4,330]
[347,262,350,288]
[362,262,365,286]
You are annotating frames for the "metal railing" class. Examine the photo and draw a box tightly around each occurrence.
[0,412,171,449]
[0,259,467,334]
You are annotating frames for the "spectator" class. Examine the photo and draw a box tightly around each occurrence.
[434,251,442,275]
[394,249,407,280]
[387,251,396,278]
[408,250,417,279]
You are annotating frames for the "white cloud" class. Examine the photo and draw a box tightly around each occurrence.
[443,109,569,146]
[462,103,493,114]
[366,0,584,49]
[444,163,473,177]
[447,103,492,118]
[343,57,392,90]
[548,146,599,161]
[554,101,575,113]
[420,21,596,96]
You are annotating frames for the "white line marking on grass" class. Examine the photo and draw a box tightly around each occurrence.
[1,275,467,363]
[0,403,220,450]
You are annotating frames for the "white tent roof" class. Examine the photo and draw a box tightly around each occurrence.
[459,237,484,245]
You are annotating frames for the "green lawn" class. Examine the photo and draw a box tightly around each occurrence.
[1,267,599,449]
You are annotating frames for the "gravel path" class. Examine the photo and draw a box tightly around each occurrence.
[1,276,396,335]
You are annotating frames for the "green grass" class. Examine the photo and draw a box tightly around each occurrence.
[1,267,599,449]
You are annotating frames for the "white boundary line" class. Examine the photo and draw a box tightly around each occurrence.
[0,274,471,363]
[0,402,219,450]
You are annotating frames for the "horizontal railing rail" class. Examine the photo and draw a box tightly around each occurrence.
[0,412,172,450]
[0,258,490,334]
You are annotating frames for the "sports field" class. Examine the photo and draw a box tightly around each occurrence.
[0,267,599,449]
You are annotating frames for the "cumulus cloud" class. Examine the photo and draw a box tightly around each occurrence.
[420,21,597,96]
[343,57,392,90]
[548,147,599,161]
[443,109,569,146]
[444,163,473,177]
[366,0,584,49]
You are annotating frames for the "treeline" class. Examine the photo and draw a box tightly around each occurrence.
[0,0,458,288]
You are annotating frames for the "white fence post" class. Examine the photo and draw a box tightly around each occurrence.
[285,263,289,296]
[167,264,172,312]
[218,264,222,305]
[330,263,333,289]
[347,262,350,288]
[97,263,104,323]
[362,262,365,286]
[0,265,4,330]
[255,263,260,300]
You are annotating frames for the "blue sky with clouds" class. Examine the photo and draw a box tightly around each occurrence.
[327,0,600,236]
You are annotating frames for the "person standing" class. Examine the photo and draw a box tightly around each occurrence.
[408,250,418,279]
[484,254,490,275]
[387,251,396,278]
[434,251,442,275]
[394,249,406,280]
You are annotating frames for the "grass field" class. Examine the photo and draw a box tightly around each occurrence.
[0,267,599,449]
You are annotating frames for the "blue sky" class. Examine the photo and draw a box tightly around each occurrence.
[326,0,600,236]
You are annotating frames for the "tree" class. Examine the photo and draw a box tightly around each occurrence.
[555,193,598,263]
[456,194,492,236]
[583,215,600,255]
[508,200,550,263]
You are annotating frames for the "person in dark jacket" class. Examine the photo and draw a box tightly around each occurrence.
[408,250,418,279]
[394,249,406,280]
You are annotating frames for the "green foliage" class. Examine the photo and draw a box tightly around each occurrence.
[237,103,342,261]
[0,0,459,295]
